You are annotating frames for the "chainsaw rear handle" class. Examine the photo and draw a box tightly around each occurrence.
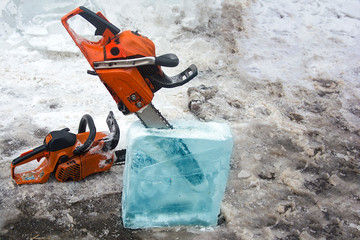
[77,6,120,36]
[61,6,119,38]
[12,145,47,166]
[61,6,119,66]
[73,114,96,155]
[11,145,48,180]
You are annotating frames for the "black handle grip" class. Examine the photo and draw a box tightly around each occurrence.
[74,114,96,155]
[155,54,179,67]
[12,144,47,166]
[79,6,120,36]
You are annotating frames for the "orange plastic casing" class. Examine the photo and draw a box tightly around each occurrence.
[55,132,114,182]
[61,7,156,113]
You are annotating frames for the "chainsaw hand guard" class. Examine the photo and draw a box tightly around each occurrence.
[149,64,198,89]
[104,111,120,151]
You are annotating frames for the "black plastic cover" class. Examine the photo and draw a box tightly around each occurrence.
[47,129,77,152]
[12,144,47,166]
[79,6,120,36]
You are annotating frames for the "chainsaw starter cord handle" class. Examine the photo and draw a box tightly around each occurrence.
[74,114,96,155]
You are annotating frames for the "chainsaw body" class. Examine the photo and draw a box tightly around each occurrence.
[61,6,197,115]
[11,112,120,184]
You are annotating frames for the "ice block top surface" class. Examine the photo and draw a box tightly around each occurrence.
[128,120,232,141]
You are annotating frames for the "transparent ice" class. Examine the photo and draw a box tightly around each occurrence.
[122,120,233,228]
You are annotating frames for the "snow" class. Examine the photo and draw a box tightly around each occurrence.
[0,0,360,239]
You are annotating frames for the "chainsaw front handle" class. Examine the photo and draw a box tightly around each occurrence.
[74,114,96,155]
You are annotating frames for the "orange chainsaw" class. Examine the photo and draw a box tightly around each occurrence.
[61,7,205,187]
[11,111,120,184]
[61,6,198,128]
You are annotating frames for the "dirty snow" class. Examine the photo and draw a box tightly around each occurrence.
[0,0,359,239]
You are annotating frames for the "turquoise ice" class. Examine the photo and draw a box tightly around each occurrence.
[122,120,233,228]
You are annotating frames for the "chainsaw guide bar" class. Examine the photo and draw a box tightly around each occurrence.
[136,103,173,129]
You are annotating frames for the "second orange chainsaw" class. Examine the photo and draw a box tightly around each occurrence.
[11,111,120,184]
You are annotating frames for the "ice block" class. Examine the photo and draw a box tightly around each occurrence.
[122,120,233,228]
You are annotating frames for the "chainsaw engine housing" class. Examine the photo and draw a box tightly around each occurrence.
[55,151,113,182]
